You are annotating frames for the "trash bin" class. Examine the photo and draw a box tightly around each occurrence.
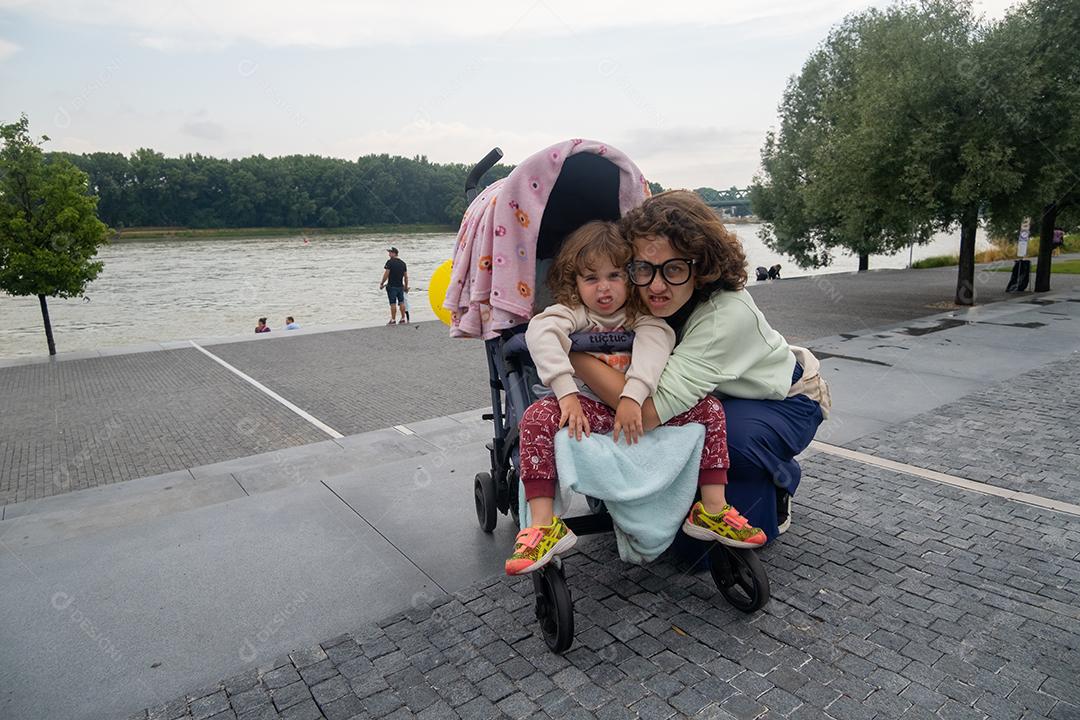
[1006,259,1031,292]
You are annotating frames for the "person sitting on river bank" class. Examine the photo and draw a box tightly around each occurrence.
[255,317,270,333]
[285,316,300,330]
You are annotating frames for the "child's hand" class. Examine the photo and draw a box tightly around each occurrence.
[558,394,590,441]
[613,397,643,445]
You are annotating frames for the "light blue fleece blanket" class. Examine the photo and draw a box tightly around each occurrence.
[520,425,704,564]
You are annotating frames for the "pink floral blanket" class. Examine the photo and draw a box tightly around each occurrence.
[445,139,650,339]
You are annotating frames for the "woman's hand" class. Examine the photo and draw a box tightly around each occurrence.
[558,393,590,440]
[613,397,644,445]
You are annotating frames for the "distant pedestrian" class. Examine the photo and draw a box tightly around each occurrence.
[768,264,782,280]
[255,317,271,333]
[755,266,769,281]
[380,247,410,325]
[285,316,300,330]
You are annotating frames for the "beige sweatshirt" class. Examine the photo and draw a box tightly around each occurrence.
[525,303,676,405]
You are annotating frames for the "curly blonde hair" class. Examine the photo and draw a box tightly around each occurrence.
[547,220,642,321]
[620,190,747,293]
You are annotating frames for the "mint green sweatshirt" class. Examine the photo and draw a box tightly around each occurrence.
[652,289,796,423]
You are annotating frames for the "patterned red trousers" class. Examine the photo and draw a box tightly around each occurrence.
[518,394,729,500]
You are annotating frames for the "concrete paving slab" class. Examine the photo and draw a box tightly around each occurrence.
[446,406,493,424]
[403,416,496,451]
[817,357,983,424]
[331,426,439,456]
[400,414,461,434]
[1,469,198,521]
[187,439,345,479]
[812,410,892,446]
[324,440,522,593]
[230,451,365,495]
[0,482,438,720]
[0,473,247,549]
[813,325,1077,383]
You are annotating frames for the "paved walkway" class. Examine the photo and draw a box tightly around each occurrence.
[3,263,1078,508]
[1,272,1078,720]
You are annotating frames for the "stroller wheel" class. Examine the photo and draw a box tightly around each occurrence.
[474,472,497,532]
[532,563,574,653]
[709,544,770,613]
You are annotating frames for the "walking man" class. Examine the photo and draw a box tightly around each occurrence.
[380,247,409,325]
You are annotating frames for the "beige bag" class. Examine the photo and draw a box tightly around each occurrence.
[788,346,832,419]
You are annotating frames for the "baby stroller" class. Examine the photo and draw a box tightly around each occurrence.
[451,141,770,654]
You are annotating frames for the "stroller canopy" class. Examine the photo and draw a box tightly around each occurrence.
[446,139,650,339]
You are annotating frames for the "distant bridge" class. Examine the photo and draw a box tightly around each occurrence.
[701,187,753,217]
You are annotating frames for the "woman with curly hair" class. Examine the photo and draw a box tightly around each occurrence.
[571,190,830,541]
[506,220,758,576]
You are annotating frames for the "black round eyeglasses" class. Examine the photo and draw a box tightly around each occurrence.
[627,258,695,287]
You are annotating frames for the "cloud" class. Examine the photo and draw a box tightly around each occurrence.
[0,38,20,60]
[328,119,557,166]
[613,125,766,187]
[322,120,761,189]
[4,0,884,50]
[181,119,228,141]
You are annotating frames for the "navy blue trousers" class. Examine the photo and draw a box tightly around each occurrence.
[676,364,823,552]
[673,375,816,565]
[719,390,822,541]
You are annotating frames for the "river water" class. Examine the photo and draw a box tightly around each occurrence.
[0,225,988,359]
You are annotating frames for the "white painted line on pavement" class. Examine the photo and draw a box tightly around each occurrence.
[392,425,416,436]
[190,341,344,439]
[810,441,1080,518]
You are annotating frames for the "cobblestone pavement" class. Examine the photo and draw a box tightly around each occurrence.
[129,452,1080,720]
[206,322,492,437]
[0,349,326,506]
[848,356,1080,504]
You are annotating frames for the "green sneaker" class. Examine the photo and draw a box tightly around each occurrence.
[505,517,577,575]
[682,502,767,548]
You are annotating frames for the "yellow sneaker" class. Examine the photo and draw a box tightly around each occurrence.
[682,502,767,548]
[505,517,577,575]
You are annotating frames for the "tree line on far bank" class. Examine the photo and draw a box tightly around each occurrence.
[751,0,1078,304]
[54,150,515,230]
[54,150,679,231]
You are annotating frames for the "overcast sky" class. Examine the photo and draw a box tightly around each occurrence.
[1,0,1015,188]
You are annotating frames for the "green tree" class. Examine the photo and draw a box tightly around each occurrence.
[751,13,880,271]
[753,1,1025,302]
[981,0,1080,291]
[0,115,109,355]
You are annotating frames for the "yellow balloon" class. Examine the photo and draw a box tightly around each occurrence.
[428,259,454,326]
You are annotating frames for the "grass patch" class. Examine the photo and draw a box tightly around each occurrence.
[911,255,959,269]
[113,224,457,241]
[990,259,1080,274]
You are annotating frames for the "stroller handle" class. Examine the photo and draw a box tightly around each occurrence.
[465,147,504,203]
